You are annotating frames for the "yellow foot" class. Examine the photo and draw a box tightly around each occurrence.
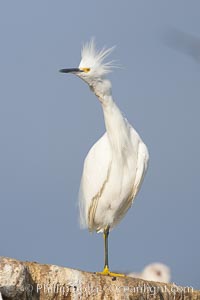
[96,265,125,277]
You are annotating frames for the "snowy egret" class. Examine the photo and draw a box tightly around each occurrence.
[60,39,149,276]
[128,263,171,283]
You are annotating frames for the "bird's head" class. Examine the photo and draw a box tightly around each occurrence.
[142,263,171,283]
[60,39,115,99]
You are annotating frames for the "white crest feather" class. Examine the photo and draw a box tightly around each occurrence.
[79,38,116,77]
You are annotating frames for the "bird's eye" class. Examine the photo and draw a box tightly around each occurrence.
[156,271,162,276]
[81,67,91,73]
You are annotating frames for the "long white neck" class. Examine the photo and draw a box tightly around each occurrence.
[92,80,130,154]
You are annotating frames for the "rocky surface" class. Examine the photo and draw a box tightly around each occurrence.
[0,257,199,299]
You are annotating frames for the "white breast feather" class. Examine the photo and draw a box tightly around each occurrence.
[79,133,111,228]
[79,126,149,230]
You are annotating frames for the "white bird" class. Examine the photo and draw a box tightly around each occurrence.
[60,39,149,276]
[128,263,171,283]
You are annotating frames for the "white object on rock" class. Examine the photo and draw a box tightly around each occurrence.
[128,263,171,283]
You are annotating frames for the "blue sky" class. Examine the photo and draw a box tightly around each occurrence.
[0,1,200,289]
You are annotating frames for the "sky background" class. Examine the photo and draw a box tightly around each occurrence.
[0,0,200,289]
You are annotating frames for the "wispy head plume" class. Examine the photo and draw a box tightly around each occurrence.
[79,38,116,77]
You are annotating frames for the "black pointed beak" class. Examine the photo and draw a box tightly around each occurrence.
[59,68,82,73]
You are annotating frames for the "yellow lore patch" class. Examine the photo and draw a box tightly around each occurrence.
[80,67,91,73]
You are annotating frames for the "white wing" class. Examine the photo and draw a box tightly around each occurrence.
[132,135,149,199]
[79,132,111,228]
[113,127,149,224]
